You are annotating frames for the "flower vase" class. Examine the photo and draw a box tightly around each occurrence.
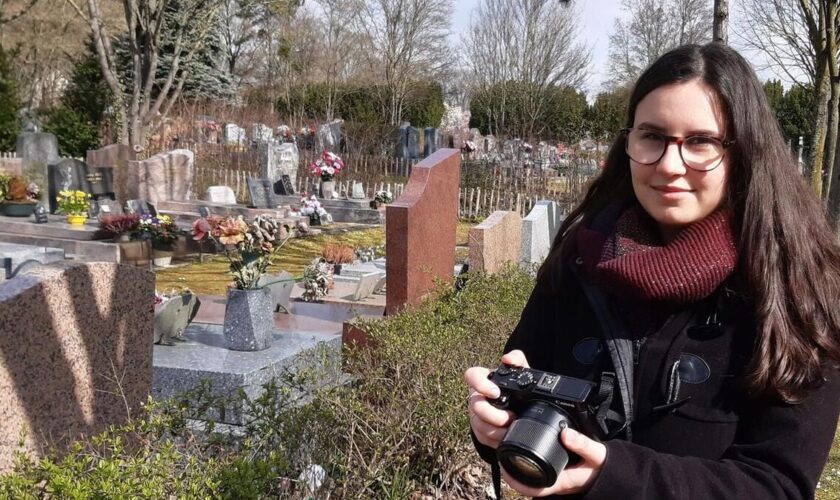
[66,214,87,226]
[2,202,37,217]
[152,249,173,267]
[369,200,380,210]
[223,287,274,351]
[320,180,336,200]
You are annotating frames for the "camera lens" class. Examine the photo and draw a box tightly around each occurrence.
[497,400,575,488]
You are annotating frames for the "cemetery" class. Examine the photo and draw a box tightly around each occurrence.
[2,0,840,498]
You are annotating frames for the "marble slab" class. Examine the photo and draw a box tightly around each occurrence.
[0,242,65,279]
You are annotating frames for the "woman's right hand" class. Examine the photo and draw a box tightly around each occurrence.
[464,350,531,449]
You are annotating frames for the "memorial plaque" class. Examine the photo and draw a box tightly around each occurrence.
[97,199,122,215]
[247,178,279,208]
[126,199,157,216]
[274,174,295,196]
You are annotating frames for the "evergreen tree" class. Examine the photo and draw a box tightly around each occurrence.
[586,87,630,144]
[0,45,20,151]
[43,40,109,156]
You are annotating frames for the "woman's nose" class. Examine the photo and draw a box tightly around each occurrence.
[655,142,687,176]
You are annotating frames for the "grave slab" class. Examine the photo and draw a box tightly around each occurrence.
[0,243,65,279]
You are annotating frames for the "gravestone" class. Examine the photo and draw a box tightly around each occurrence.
[329,121,343,151]
[521,202,553,267]
[251,123,273,143]
[126,199,156,216]
[484,135,497,156]
[0,262,154,473]
[259,142,298,187]
[33,204,48,223]
[386,149,461,315]
[15,132,58,205]
[424,127,438,157]
[97,199,122,216]
[198,206,211,218]
[47,159,113,213]
[351,182,365,199]
[247,178,279,208]
[535,200,561,242]
[406,126,419,160]
[395,124,409,160]
[468,211,522,274]
[274,174,295,196]
[126,149,193,204]
[86,144,136,203]
[257,270,295,313]
[154,293,201,346]
[351,272,383,301]
[224,123,247,146]
[205,186,237,205]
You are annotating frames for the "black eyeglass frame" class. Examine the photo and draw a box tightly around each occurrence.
[620,127,736,172]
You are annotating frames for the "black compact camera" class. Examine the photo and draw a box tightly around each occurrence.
[488,364,602,488]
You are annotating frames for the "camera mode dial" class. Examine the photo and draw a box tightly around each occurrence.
[516,371,536,389]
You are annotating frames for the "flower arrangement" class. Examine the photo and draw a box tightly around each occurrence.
[373,190,393,205]
[300,194,330,225]
[136,214,183,250]
[99,213,141,239]
[191,214,292,290]
[355,245,385,263]
[56,190,91,216]
[308,151,345,181]
[301,257,333,302]
[1,175,39,204]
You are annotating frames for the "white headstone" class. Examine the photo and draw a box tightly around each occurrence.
[521,203,552,267]
[535,200,560,242]
[259,142,298,187]
[351,272,384,301]
[258,270,295,313]
[225,123,246,145]
[205,186,237,205]
[351,182,365,199]
[251,123,274,144]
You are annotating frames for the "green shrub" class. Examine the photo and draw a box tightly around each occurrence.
[43,108,100,158]
[0,45,19,151]
[0,266,534,498]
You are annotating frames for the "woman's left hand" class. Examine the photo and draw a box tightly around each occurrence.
[500,428,607,497]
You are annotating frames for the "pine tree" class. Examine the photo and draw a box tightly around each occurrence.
[0,45,20,151]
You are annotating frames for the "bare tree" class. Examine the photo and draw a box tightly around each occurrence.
[607,0,712,88]
[713,0,729,44]
[354,0,453,125]
[463,0,591,138]
[66,0,224,148]
[734,0,838,210]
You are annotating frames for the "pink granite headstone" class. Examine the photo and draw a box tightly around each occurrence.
[0,262,154,472]
[126,149,194,203]
[468,210,522,274]
[386,149,461,315]
[86,144,137,202]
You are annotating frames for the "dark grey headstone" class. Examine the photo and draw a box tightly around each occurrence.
[198,206,211,218]
[47,159,88,213]
[424,127,438,157]
[16,133,58,205]
[406,126,419,159]
[274,174,295,196]
[126,199,156,216]
[395,125,409,159]
[247,178,279,208]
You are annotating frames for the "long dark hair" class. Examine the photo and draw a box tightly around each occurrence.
[538,43,840,402]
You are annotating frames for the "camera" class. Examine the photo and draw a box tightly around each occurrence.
[487,364,601,488]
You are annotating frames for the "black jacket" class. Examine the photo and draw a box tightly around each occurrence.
[473,259,840,499]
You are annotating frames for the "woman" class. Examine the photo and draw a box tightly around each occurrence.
[465,43,840,499]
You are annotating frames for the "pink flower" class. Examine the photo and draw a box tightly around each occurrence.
[192,218,211,241]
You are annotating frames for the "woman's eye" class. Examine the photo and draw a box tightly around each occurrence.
[685,136,717,148]
[640,132,662,141]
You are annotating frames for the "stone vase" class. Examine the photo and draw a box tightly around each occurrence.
[320,180,336,199]
[152,249,173,267]
[223,287,274,351]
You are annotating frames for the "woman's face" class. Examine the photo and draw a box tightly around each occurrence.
[629,79,731,240]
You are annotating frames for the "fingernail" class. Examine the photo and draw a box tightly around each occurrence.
[565,428,579,443]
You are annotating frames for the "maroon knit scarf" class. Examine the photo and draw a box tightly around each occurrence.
[577,204,738,305]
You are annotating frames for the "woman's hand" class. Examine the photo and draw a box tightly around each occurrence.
[464,350,530,448]
[500,427,607,497]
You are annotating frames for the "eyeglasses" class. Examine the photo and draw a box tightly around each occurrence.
[621,127,735,172]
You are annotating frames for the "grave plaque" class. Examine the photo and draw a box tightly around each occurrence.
[97,199,122,215]
[33,205,48,223]
[47,159,87,213]
[274,174,294,196]
[247,178,279,208]
[126,199,156,216]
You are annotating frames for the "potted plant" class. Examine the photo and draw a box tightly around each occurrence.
[56,189,92,226]
[192,214,292,351]
[0,174,40,217]
[300,194,330,226]
[308,150,344,199]
[99,214,141,242]
[370,189,393,210]
[321,243,355,276]
[135,214,183,266]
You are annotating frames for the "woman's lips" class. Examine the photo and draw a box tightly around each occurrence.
[653,185,692,193]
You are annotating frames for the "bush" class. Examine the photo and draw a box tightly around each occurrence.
[42,108,100,158]
[0,266,535,498]
[0,45,19,151]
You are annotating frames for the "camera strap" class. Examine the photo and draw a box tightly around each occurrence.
[491,460,503,500]
[595,371,627,438]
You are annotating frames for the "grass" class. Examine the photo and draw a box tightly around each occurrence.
[818,424,840,499]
